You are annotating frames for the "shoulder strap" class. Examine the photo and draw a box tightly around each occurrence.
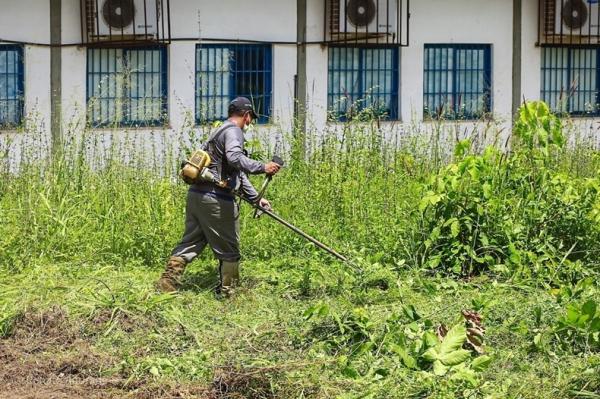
[205,121,233,148]
[205,121,234,182]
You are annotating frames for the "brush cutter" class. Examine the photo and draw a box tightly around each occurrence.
[235,192,348,263]
[183,152,348,263]
[253,155,284,219]
[237,156,348,263]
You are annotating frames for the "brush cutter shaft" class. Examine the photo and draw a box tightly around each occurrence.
[236,194,348,262]
[253,175,272,219]
[253,155,283,219]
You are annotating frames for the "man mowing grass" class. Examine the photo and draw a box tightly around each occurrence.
[157,97,281,296]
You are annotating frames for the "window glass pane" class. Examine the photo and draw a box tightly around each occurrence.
[424,44,491,120]
[6,51,14,74]
[541,47,598,116]
[88,48,120,126]
[424,46,454,118]
[328,46,398,120]
[541,47,568,112]
[0,45,24,127]
[569,49,596,114]
[196,44,271,124]
[86,47,166,127]
[0,52,6,74]
[127,49,165,124]
[362,48,395,117]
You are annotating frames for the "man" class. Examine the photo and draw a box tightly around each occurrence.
[157,97,281,294]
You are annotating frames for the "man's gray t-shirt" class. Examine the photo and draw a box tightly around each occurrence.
[193,121,264,201]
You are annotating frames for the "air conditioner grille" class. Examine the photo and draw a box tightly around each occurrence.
[326,0,408,45]
[102,0,136,30]
[347,0,377,28]
[562,0,588,29]
[539,0,600,46]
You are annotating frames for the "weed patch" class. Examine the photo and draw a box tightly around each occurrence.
[1,102,599,397]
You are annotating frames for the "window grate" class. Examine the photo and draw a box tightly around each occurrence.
[195,44,272,125]
[541,46,599,116]
[0,45,24,128]
[423,44,492,120]
[86,46,168,127]
[327,46,399,121]
[538,0,600,46]
[81,0,172,45]
[324,0,410,47]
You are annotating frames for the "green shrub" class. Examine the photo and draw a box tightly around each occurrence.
[0,101,598,286]
[415,102,600,280]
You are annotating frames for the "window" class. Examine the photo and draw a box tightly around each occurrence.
[423,44,492,120]
[541,47,599,116]
[196,44,272,124]
[0,45,24,128]
[87,46,167,127]
[328,46,399,120]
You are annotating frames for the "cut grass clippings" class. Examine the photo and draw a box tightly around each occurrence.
[1,260,598,398]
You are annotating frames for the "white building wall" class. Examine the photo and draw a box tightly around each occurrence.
[520,0,600,145]
[2,0,600,168]
[304,1,328,132]
[191,0,296,42]
[402,0,514,122]
[170,0,298,133]
[60,0,87,136]
[0,1,51,168]
[0,1,50,44]
[303,0,516,137]
[521,0,542,103]
[56,0,298,132]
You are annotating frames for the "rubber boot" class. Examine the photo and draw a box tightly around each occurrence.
[217,260,240,297]
[156,256,187,292]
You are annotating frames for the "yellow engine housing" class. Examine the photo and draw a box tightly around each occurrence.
[180,149,211,184]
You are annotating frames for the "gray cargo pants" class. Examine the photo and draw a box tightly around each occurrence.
[171,190,240,263]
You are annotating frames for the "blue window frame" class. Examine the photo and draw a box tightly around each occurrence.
[423,44,492,120]
[196,44,272,124]
[86,46,168,127]
[328,46,399,120]
[0,45,24,128]
[541,47,600,116]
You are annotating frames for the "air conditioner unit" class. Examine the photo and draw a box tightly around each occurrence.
[86,0,159,39]
[337,0,397,34]
[554,0,600,36]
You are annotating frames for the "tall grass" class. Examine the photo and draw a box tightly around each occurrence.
[1,102,599,284]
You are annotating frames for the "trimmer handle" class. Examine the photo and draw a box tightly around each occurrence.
[272,155,284,168]
[253,155,284,219]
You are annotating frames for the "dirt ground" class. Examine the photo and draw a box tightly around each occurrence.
[0,308,218,399]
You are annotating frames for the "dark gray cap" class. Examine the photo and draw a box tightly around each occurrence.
[228,97,258,119]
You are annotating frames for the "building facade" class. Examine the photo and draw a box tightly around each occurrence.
[1,0,599,160]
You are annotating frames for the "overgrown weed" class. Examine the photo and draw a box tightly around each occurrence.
[1,102,599,397]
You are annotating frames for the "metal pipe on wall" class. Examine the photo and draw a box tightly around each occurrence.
[50,0,62,155]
